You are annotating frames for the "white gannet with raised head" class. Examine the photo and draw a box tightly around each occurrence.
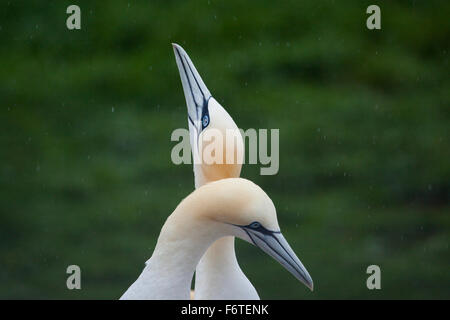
[120,178,313,299]
[172,43,256,299]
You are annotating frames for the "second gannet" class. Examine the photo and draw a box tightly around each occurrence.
[120,178,313,299]
[172,43,257,299]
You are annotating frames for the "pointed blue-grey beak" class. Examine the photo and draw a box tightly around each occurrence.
[241,224,314,291]
[172,43,212,138]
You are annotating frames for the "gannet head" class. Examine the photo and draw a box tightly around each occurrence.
[172,43,244,187]
[177,178,314,291]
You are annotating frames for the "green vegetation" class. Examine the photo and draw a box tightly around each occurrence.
[0,0,449,299]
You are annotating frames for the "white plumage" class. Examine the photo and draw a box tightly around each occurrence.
[120,178,312,299]
[120,45,313,300]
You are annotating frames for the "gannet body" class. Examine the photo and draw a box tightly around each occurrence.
[172,44,258,299]
[120,178,313,299]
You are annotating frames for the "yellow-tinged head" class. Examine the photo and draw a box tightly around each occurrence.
[172,43,244,187]
[172,178,313,291]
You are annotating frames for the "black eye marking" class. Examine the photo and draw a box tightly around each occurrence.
[231,221,280,235]
[242,221,280,236]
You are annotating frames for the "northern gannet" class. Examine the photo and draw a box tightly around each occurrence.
[120,178,313,299]
[172,43,256,299]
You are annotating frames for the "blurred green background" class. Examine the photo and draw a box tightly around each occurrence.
[1,0,449,299]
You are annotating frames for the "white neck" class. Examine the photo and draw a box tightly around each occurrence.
[120,217,221,300]
[190,100,259,299]
[195,236,259,299]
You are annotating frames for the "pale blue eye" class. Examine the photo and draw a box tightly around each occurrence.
[250,222,261,229]
[202,114,209,127]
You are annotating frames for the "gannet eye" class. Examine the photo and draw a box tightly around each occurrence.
[202,114,209,128]
[249,222,261,229]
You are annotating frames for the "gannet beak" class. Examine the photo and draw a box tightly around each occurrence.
[243,228,314,291]
[172,43,212,137]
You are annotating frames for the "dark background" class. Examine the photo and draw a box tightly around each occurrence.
[0,0,449,299]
